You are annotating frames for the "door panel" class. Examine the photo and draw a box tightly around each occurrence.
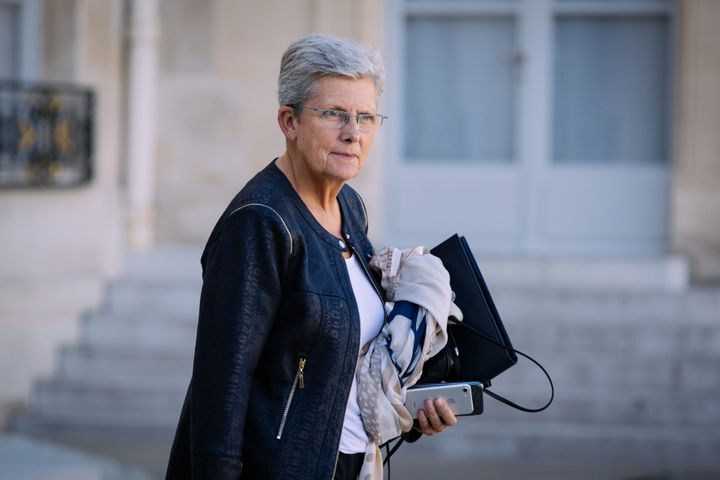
[405,16,517,163]
[540,167,669,252]
[388,166,523,252]
[553,15,671,165]
[388,6,522,251]
[543,11,673,255]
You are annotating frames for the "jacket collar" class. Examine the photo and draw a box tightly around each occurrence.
[268,160,361,254]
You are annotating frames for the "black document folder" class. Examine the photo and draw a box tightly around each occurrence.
[431,234,517,384]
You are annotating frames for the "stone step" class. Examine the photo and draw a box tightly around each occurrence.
[79,312,197,349]
[79,285,720,355]
[51,319,720,397]
[414,418,720,472]
[476,254,690,291]
[97,281,720,325]
[56,345,192,387]
[26,369,718,429]
[102,281,201,316]
[476,385,720,426]
[126,247,692,291]
[52,336,719,393]
[79,307,720,356]
[476,322,720,359]
[99,285,720,323]
[15,409,181,430]
[491,287,720,324]
[124,247,203,283]
[26,380,186,427]
[488,351,720,388]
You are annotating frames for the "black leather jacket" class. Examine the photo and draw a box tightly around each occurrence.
[166,161,384,479]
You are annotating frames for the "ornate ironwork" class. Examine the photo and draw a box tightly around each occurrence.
[0,81,94,187]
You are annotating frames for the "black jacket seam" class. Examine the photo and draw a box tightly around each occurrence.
[229,202,294,255]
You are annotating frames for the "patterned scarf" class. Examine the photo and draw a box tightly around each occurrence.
[356,246,463,479]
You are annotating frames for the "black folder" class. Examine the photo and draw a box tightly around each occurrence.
[430,234,517,384]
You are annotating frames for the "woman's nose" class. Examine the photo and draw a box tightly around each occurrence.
[341,116,361,141]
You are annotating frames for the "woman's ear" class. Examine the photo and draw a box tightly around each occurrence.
[278,106,297,141]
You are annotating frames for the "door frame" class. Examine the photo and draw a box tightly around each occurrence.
[382,0,677,256]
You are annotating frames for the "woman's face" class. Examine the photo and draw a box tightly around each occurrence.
[290,76,379,184]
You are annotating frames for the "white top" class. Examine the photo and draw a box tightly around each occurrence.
[339,253,385,454]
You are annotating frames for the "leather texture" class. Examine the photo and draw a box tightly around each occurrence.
[430,234,517,384]
[165,161,383,479]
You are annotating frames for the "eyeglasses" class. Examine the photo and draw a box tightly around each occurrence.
[302,107,387,132]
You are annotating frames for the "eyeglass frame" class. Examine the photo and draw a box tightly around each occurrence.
[291,105,388,130]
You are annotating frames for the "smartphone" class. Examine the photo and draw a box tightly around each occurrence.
[405,382,484,419]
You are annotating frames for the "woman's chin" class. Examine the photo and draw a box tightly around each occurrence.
[326,157,361,181]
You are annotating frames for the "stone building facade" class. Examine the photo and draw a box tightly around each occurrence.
[0,0,719,424]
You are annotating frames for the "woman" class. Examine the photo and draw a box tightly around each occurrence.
[166,33,457,480]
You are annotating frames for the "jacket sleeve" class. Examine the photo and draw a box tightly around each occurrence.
[189,205,291,478]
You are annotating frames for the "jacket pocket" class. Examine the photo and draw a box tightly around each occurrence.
[276,356,306,440]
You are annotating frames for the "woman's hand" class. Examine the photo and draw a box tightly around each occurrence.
[416,398,458,436]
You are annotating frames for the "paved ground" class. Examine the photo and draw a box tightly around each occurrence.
[0,432,153,480]
[8,425,720,480]
[389,437,720,480]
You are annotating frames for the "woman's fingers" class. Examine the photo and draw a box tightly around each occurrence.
[417,398,458,435]
[434,398,458,427]
[423,399,446,431]
[416,409,435,436]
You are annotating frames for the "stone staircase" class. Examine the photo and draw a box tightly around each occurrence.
[11,248,720,477]
[433,287,720,477]
[13,248,201,431]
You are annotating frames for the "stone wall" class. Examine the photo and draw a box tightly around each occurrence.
[673,0,720,282]
[154,0,385,244]
[0,0,124,420]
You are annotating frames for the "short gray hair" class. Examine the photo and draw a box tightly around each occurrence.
[278,33,384,109]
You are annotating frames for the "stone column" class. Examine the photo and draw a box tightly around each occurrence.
[673,0,720,282]
[126,0,160,250]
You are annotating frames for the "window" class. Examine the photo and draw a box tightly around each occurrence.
[0,0,41,80]
[553,15,671,164]
[398,0,673,166]
[404,15,517,163]
[0,2,20,78]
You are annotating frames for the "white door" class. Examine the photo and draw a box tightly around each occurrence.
[383,0,675,256]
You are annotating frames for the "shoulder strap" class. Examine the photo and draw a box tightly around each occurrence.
[455,320,554,413]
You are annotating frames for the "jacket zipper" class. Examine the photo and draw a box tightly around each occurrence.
[276,356,306,440]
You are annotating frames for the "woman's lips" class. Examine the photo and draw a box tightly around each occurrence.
[331,152,359,159]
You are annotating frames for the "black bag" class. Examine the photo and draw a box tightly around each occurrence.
[390,234,553,463]
[417,326,461,384]
[424,234,517,384]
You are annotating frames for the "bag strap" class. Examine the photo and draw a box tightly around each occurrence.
[383,320,555,469]
[454,320,555,413]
